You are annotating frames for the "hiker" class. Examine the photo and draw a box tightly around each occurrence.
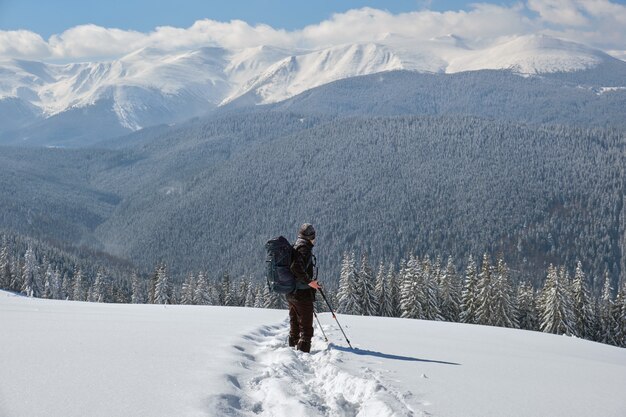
[288,223,322,353]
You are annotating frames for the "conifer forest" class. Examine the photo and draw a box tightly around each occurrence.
[2,232,624,348]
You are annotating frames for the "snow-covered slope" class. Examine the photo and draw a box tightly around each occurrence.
[2,291,625,417]
[222,43,404,105]
[446,34,610,74]
[1,47,232,131]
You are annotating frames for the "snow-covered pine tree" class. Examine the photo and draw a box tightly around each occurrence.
[10,257,22,293]
[244,281,256,307]
[422,256,444,321]
[387,263,400,317]
[517,281,538,331]
[400,255,423,319]
[0,238,11,290]
[181,272,196,305]
[60,272,71,300]
[148,267,158,304]
[91,269,106,303]
[42,263,55,299]
[220,273,232,306]
[613,280,626,347]
[375,261,395,317]
[359,254,379,316]
[51,267,62,300]
[262,283,283,309]
[571,261,594,339]
[253,285,265,309]
[439,256,461,322]
[235,278,249,307]
[337,251,361,315]
[131,272,146,304]
[154,264,170,305]
[539,264,575,335]
[490,256,519,328]
[21,245,40,298]
[194,272,211,305]
[598,271,616,344]
[460,255,479,324]
[475,253,494,326]
[72,267,86,301]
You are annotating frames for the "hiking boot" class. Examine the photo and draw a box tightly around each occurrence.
[297,340,311,353]
[288,335,298,347]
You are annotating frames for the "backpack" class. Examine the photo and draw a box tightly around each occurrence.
[265,236,297,293]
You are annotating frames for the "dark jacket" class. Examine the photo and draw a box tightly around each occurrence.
[288,237,316,301]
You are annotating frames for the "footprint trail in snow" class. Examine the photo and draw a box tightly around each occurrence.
[211,318,424,417]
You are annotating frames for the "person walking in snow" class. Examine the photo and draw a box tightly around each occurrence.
[288,223,321,353]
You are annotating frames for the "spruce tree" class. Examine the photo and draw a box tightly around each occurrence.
[181,272,196,305]
[253,286,265,308]
[235,278,249,307]
[613,281,626,347]
[375,261,395,317]
[92,269,106,303]
[475,253,494,326]
[387,263,400,317]
[21,245,40,298]
[359,254,379,316]
[460,255,479,324]
[72,268,86,301]
[42,263,55,299]
[422,256,444,321]
[517,282,538,331]
[490,256,519,328]
[337,251,361,315]
[439,256,461,322]
[220,273,232,306]
[400,255,423,319]
[539,264,575,335]
[131,272,146,304]
[598,271,616,344]
[194,272,211,305]
[0,240,12,290]
[10,258,22,293]
[154,264,170,305]
[262,284,283,309]
[61,272,71,300]
[244,281,256,307]
[571,261,594,338]
[148,268,158,304]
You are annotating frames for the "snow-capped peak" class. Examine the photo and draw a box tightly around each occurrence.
[0,34,622,136]
[446,34,609,74]
[222,43,404,105]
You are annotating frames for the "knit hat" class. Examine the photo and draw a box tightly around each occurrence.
[298,223,316,241]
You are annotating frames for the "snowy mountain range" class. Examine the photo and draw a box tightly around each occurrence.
[1,34,625,146]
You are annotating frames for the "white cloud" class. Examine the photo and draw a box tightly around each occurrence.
[0,1,624,62]
[527,0,590,26]
[0,30,50,59]
[48,25,146,59]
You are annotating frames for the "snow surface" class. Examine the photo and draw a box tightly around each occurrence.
[1,34,623,129]
[1,290,625,417]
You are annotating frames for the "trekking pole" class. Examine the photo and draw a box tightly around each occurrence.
[318,288,353,349]
[313,309,329,342]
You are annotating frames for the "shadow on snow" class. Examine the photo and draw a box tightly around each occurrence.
[329,343,461,365]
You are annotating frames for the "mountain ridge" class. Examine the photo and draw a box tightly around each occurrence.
[1,34,625,147]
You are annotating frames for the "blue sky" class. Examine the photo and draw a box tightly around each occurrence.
[0,0,519,38]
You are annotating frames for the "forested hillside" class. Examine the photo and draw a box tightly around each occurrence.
[251,70,626,129]
[0,112,623,291]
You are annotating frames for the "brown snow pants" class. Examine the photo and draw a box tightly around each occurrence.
[287,295,314,353]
